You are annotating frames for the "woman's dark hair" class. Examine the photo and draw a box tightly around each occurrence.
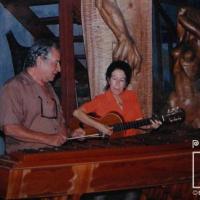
[24,39,59,68]
[105,60,132,90]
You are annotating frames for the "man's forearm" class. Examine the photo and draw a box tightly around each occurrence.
[3,124,52,145]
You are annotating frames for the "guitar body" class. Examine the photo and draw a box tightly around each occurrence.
[69,112,125,138]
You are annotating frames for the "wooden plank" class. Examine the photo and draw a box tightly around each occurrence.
[59,0,76,125]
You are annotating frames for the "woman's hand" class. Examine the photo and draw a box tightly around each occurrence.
[150,119,162,129]
[140,119,162,130]
[97,123,113,136]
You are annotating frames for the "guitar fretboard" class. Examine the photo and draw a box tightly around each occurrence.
[113,118,151,132]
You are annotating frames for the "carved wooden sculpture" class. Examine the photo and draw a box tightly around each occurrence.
[81,0,152,116]
[95,0,142,77]
[169,7,200,128]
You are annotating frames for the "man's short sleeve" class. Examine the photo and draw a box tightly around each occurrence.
[0,84,23,129]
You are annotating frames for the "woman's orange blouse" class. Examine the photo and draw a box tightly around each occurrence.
[81,90,143,136]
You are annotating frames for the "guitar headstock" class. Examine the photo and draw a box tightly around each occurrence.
[161,107,185,124]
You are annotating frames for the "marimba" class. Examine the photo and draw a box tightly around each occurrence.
[0,127,200,200]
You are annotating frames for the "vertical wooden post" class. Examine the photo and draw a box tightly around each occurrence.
[59,0,76,126]
[153,0,164,113]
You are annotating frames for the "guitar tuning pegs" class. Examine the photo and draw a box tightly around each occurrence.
[167,107,173,113]
[152,113,159,120]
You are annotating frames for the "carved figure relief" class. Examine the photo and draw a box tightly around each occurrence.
[95,0,142,77]
[169,7,200,128]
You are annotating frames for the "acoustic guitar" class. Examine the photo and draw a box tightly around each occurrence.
[69,107,185,139]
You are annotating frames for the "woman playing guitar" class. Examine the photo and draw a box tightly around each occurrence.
[73,60,162,138]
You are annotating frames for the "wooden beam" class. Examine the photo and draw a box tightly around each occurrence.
[75,55,86,60]
[27,0,59,6]
[0,0,55,39]
[40,16,59,25]
[1,0,59,6]
[157,2,176,39]
[72,0,81,24]
[153,0,164,113]
[73,35,84,43]
[59,0,76,126]
[159,0,189,6]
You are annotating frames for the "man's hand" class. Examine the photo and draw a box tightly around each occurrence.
[70,128,86,138]
[45,133,67,147]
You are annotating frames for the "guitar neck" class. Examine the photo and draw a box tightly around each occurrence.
[113,118,151,132]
